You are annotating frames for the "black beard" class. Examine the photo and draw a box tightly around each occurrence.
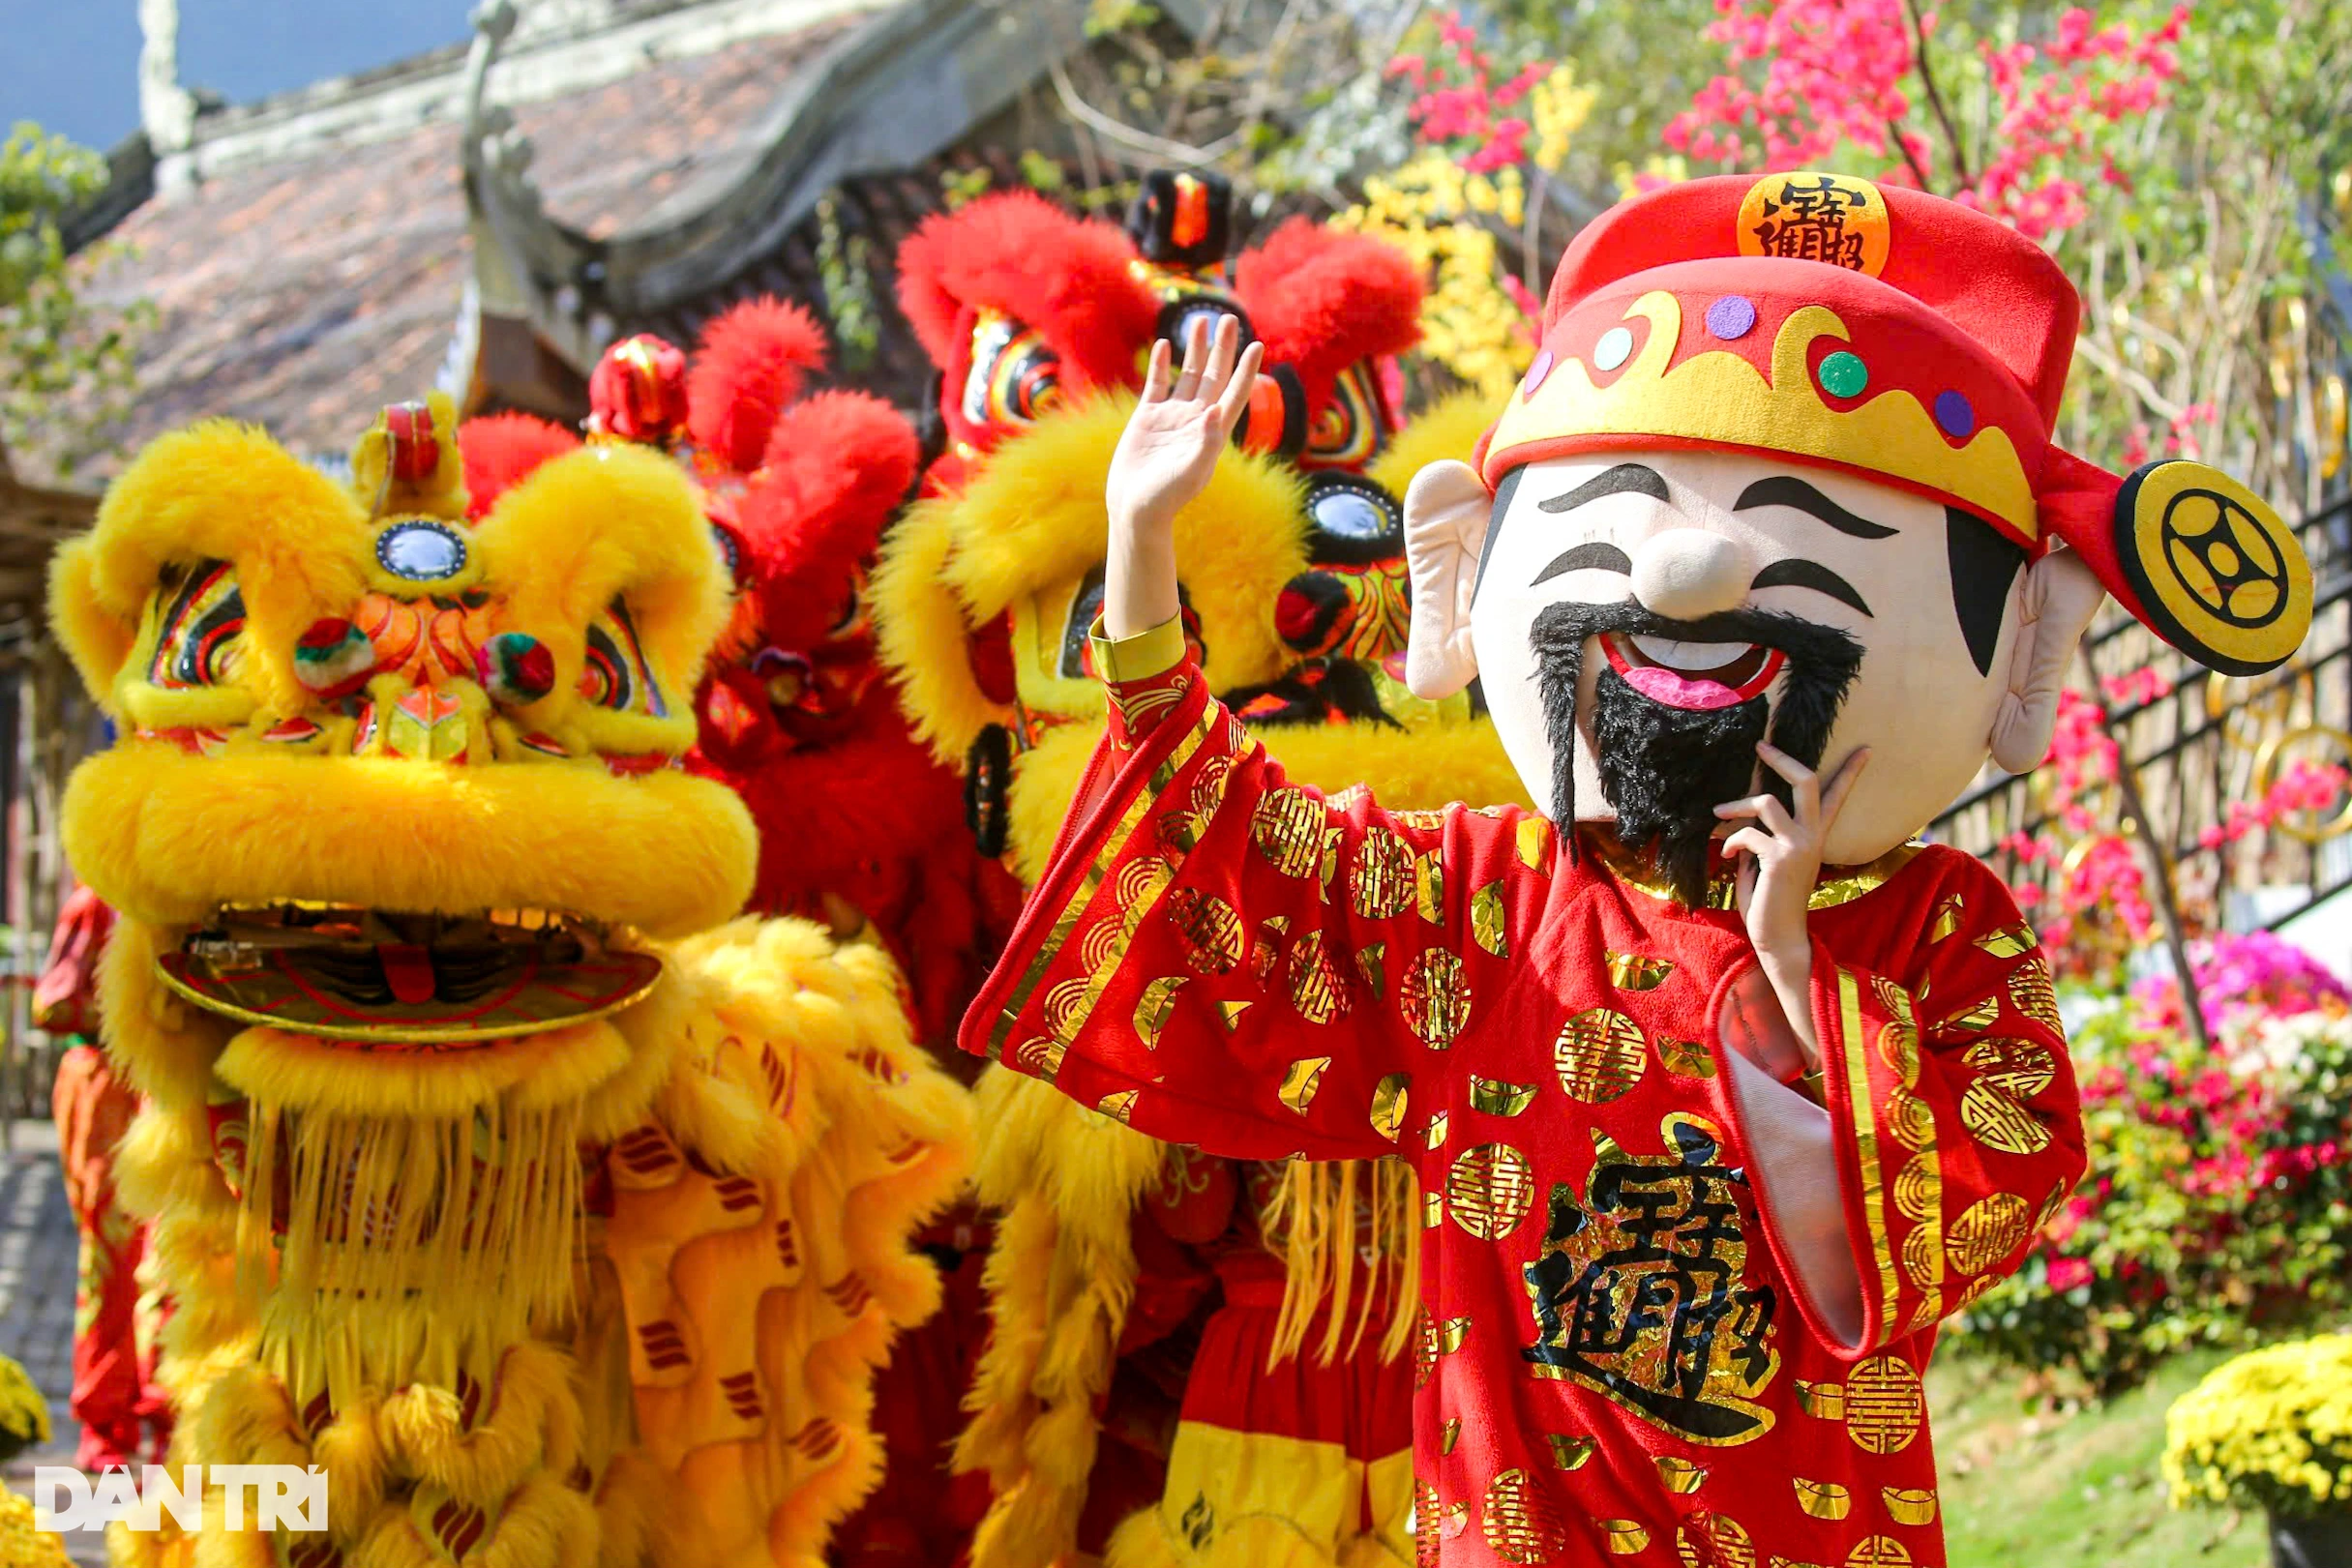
[1530,600,1865,907]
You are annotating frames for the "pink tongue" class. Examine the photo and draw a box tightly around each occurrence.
[379,944,436,1005]
[1620,663,1742,711]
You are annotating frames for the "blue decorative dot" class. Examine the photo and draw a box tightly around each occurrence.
[376,519,467,582]
[1520,347,1554,399]
[1593,326,1635,372]
[1934,389,1977,439]
[1705,295,1758,340]
[1818,350,1869,399]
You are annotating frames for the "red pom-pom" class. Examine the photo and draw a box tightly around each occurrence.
[736,391,921,647]
[457,413,581,519]
[588,334,691,443]
[1235,220,1424,413]
[687,297,831,474]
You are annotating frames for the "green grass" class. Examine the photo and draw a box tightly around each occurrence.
[1935,1348,2266,1568]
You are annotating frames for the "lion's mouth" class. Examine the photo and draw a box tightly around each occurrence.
[156,903,663,1048]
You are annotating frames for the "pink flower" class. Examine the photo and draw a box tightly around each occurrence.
[2047,1257,2095,1292]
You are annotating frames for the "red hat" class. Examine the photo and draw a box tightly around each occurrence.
[1481,171,2311,676]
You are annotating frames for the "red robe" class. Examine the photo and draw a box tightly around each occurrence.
[961,644,2083,1568]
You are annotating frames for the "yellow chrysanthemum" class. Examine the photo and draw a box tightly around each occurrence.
[1530,64,1596,173]
[2164,1335,2352,1515]
[1334,153,1533,399]
[0,1485,69,1568]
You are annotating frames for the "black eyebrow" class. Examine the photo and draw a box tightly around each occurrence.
[1532,541,1632,585]
[1536,463,1671,515]
[1752,557,1872,616]
[1732,475,1898,539]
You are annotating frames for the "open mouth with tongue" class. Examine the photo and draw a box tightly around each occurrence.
[154,903,663,1048]
[1600,632,1785,711]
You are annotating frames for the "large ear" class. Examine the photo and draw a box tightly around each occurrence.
[1989,543,2106,773]
[48,537,136,709]
[1403,459,1492,699]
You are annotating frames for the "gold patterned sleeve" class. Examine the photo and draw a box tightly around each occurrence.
[1808,851,2086,1355]
[958,659,1527,1163]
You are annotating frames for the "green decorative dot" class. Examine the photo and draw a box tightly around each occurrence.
[1818,351,1869,399]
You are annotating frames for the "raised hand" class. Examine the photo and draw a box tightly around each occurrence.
[1102,313,1263,638]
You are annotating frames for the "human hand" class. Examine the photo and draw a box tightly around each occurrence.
[1714,743,1870,1064]
[1102,314,1262,638]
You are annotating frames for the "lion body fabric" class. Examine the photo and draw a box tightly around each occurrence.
[52,403,972,1568]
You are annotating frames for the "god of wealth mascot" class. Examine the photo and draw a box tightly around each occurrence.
[461,300,1018,1048]
[877,173,1530,1568]
[962,171,2317,1568]
[51,393,974,1568]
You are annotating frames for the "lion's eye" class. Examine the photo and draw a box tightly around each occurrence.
[1300,361,1389,470]
[962,310,1062,429]
[146,559,245,690]
[579,596,668,717]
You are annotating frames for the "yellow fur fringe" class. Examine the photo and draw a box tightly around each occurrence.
[1261,1159,1421,1370]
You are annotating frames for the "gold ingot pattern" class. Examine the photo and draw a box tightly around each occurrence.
[1656,1036,1717,1078]
[1094,1089,1139,1124]
[1935,995,2000,1036]
[1370,1072,1412,1143]
[1675,1514,1755,1568]
[1482,1468,1568,1564]
[1947,1192,2032,1275]
[1655,1456,1707,1494]
[1928,893,1964,941]
[1847,1536,1915,1567]
[1401,950,1472,1049]
[2009,959,2062,1028]
[1288,931,1349,1023]
[1600,1521,1651,1555]
[1414,851,1446,923]
[1215,999,1252,1031]
[1351,828,1415,919]
[1423,1190,1443,1228]
[1882,1487,1938,1526]
[1974,923,2035,959]
[1518,816,1553,871]
[1794,1379,1846,1420]
[1554,1009,1648,1104]
[1355,941,1386,1002]
[1446,1142,1534,1239]
[1440,1418,1462,1454]
[1425,1110,1449,1150]
[1438,1316,1471,1353]
[1606,951,1675,991]
[1885,1086,1936,1152]
[1278,1056,1332,1113]
[1794,1477,1853,1520]
[1843,1355,1923,1456]
[1133,976,1188,1049]
[1469,1076,1539,1116]
[1546,1434,1594,1471]
[1473,880,1510,957]
[1251,786,1327,877]
[1169,889,1244,974]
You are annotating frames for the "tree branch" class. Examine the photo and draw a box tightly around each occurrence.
[1047,57,1244,167]
[1901,0,1971,191]
[1887,117,1937,192]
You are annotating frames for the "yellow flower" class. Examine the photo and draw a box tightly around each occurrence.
[1613,155,1691,201]
[0,1358,46,1451]
[1334,156,1533,399]
[1531,65,1596,173]
[2164,1336,2352,1517]
[0,1483,69,1568]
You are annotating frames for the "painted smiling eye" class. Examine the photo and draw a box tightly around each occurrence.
[828,563,874,640]
[579,597,669,716]
[962,310,1062,429]
[1301,361,1389,469]
[147,559,245,689]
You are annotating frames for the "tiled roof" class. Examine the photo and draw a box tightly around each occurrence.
[44,18,861,481]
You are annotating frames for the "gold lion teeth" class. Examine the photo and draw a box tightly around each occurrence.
[1468,1076,1539,1116]
[1794,1477,1853,1520]
[1277,1055,1330,1113]
[1882,1486,1939,1525]
[1546,1434,1594,1470]
[1654,1456,1706,1493]
[1605,951,1675,990]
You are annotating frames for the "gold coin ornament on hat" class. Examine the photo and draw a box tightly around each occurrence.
[1736,171,1891,279]
[2116,459,2312,676]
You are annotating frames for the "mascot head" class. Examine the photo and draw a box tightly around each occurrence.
[1399,171,2314,902]
[51,392,751,1051]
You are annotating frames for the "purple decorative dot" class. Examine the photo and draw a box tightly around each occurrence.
[1706,295,1758,341]
[1520,347,1554,400]
[1934,389,1977,439]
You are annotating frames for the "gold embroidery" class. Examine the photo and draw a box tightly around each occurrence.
[1277,1056,1331,1113]
[1414,851,1446,923]
[1473,880,1509,957]
[1169,889,1244,974]
[1355,940,1386,1002]
[1423,1189,1443,1228]
[2009,957,2062,1028]
[1042,977,1092,1042]
[1517,816,1553,871]
[1415,1314,1438,1388]
[1947,1192,2032,1275]
[1928,893,1963,941]
[1546,1435,1594,1470]
[1370,1073,1411,1142]
[1469,1077,1539,1116]
[1133,976,1188,1048]
[1793,1379,1846,1420]
[1011,1035,1067,1082]
[1843,1355,1923,1455]
[1439,1316,1471,1352]
[1095,1089,1139,1124]
[1882,1487,1938,1526]
[1440,1418,1462,1454]
[1656,1037,1716,1078]
[1885,1086,1935,1151]
[1401,950,1471,1049]
[1425,1110,1449,1150]
[1973,922,2035,959]
[1446,1142,1535,1239]
[1248,913,1291,982]
[1846,1537,1915,1567]
[1655,1456,1707,1494]
[1600,1521,1651,1555]
[1794,1478,1852,1520]
[1394,807,1450,830]
[1934,995,2000,1036]
[1251,787,1327,876]
[1351,828,1415,919]
[1835,971,1902,1330]
[1606,951,1675,991]
[1215,999,1252,1031]
[1287,930,1349,1023]
[1482,1467,1567,1563]
[1594,832,1920,909]
[1675,1514,1755,1568]
[1554,1008,1648,1104]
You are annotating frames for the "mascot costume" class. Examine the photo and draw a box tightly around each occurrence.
[465,306,1008,1568]
[52,393,973,1567]
[961,171,2314,1568]
[878,174,1529,1568]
